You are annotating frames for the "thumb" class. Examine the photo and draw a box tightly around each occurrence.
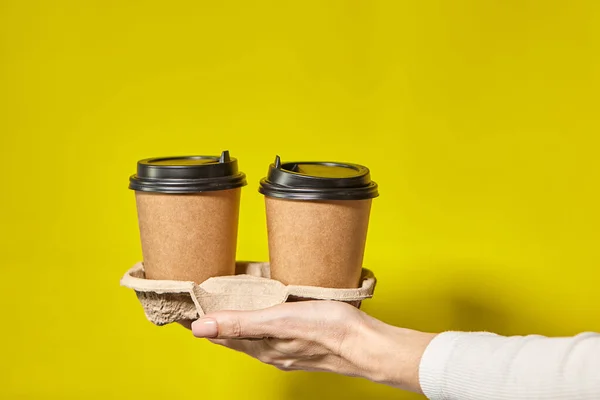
[191,317,219,338]
[192,306,296,339]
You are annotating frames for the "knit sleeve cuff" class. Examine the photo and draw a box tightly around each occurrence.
[419,331,500,399]
[418,331,465,399]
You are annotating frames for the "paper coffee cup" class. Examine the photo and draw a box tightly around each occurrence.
[129,151,246,284]
[259,156,378,288]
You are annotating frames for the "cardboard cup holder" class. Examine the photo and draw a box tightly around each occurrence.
[120,262,377,326]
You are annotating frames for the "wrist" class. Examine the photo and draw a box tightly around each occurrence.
[358,317,437,393]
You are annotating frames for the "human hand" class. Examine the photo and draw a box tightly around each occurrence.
[191,300,435,393]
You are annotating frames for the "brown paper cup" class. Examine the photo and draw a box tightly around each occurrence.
[265,197,372,288]
[135,188,241,284]
[259,157,378,289]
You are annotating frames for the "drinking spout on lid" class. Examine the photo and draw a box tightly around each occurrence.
[219,150,231,163]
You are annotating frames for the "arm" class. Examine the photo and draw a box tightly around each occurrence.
[191,301,600,399]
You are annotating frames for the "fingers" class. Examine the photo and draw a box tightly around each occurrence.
[206,337,345,375]
[209,338,280,366]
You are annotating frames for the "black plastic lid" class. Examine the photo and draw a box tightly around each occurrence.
[258,156,378,200]
[129,150,247,193]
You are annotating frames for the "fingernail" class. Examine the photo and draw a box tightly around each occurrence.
[192,318,218,338]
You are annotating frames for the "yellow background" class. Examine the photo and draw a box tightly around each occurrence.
[1,1,599,399]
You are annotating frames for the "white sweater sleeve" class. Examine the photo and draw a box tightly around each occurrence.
[419,331,600,400]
